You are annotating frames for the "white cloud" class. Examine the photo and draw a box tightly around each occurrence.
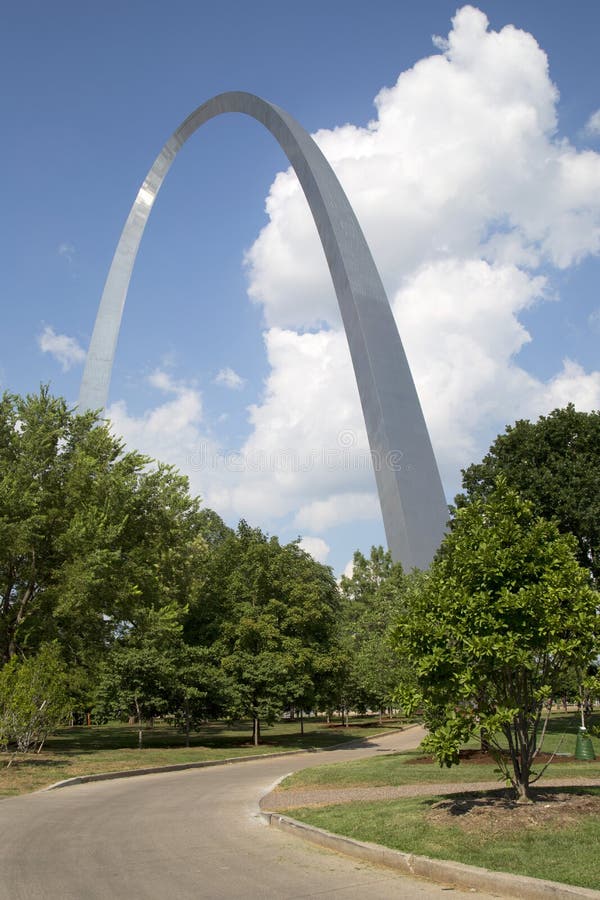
[58,242,75,263]
[106,7,600,567]
[294,493,380,532]
[584,109,600,137]
[340,557,355,580]
[213,367,246,390]
[298,536,330,563]
[240,4,600,506]
[107,370,207,486]
[38,326,85,371]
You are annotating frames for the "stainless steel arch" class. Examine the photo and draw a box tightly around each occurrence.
[79,91,447,569]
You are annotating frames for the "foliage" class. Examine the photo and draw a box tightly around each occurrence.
[212,522,340,743]
[338,547,415,717]
[0,386,222,734]
[0,643,69,752]
[394,480,598,801]
[458,405,600,582]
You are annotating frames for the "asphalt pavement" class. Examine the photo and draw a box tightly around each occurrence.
[0,727,502,899]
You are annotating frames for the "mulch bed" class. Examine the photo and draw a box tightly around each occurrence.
[426,789,600,833]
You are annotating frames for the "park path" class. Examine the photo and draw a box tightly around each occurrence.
[0,726,500,899]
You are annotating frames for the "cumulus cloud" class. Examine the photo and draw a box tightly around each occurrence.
[107,370,207,487]
[294,493,380,532]
[107,6,600,565]
[584,109,600,137]
[241,4,600,508]
[38,326,85,371]
[213,367,246,390]
[298,536,330,563]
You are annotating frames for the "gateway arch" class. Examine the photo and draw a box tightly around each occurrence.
[79,91,447,570]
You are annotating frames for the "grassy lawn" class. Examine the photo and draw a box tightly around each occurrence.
[287,788,600,891]
[0,717,406,798]
[279,712,600,791]
[276,713,600,892]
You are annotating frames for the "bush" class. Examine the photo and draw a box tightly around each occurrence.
[0,644,70,753]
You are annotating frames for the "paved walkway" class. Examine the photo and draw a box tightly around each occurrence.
[0,726,502,899]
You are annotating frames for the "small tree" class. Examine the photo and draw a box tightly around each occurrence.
[394,480,598,802]
[0,644,69,753]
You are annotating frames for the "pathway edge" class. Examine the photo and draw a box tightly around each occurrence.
[40,725,418,792]
[262,810,600,899]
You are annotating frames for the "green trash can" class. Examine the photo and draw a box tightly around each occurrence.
[575,727,596,761]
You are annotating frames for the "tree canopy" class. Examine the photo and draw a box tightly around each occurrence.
[338,547,411,717]
[0,388,212,669]
[458,405,600,581]
[210,522,341,743]
[394,479,598,801]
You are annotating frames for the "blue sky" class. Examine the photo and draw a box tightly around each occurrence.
[2,1,600,574]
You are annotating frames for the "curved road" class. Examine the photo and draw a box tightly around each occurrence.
[0,727,497,898]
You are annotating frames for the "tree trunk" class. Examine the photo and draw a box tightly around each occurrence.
[184,699,191,748]
[134,697,143,749]
[300,709,304,736]
[516,778,533,803]
[252,716,261,745]
[479,727,490,753]
[8,580,36,659]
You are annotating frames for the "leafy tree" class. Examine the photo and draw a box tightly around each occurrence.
[339,546,396,615]
[94,599,185,748]
[0,643,69,753]
[0,388,212,686]
[338,548,413,720]
[213,522,340,744]
[170,645,233,745]
[0,388,147,662]
[459,405,600,581]
[394,480,598,802]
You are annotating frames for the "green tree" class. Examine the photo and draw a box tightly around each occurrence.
[170,645,233,746]
[0,643,69,753]
[459,405,600,581]
[0,388,146,662]
[339,548,410,720]
[94,601,184,748]
[214,522,340,744]
[394,480,598,802]
[0,388,212,690]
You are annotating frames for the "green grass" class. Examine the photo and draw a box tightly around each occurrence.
[287,788,600,891]
[0,717,405,798]
[279,712,600,792]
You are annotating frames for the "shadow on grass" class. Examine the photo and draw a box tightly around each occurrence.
[1,755,70,770]
[428,784,600,817]
[42,720,396,755]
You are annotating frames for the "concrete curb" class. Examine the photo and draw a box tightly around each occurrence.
[262,811,600,899]
[41,748,313,791]
[41,725,416,792]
